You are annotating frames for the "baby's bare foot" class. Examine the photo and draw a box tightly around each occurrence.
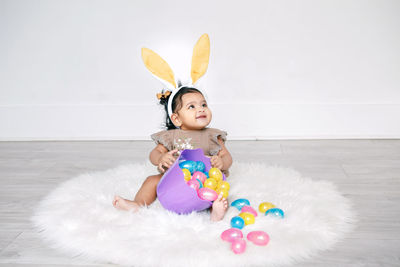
[112,195,140,212]
[210,194,228,221]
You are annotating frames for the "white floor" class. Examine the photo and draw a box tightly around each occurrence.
[0,140,399,266]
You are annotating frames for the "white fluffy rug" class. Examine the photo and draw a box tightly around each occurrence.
[32,162,355,267]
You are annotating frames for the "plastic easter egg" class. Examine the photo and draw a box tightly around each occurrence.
[259,202,276,213]
[204,172,209,178]
[265,208,284,218]
[196,179,203,189]
[197,187,218,201]
[182,168,191,182]
[192,171,207,183]
[241,206,258,217]
[221,228,243,242]
[239,212,255,225]
[217,181,230,191]
[187,179,200,191]
[231,239,246,254]
[230,216,245,229]
[209,167,223,181]
[179,160,196,174]
[231,198,250,211]
[216,180,222,190]
[247,231,270,246]
[203,178,218,190]
[195,161,206,172]
[216,187,229,199]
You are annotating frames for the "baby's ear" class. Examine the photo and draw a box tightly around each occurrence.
[170,113,182,127]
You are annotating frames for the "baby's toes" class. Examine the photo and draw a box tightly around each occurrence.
[112,195,121,206]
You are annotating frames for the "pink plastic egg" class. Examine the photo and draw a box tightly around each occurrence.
[187,179,200,191]
[231,238,246,254]
[192,171,207,183]
[197,187,218,201]
[247,231,270,246]
[241,206,258,217]
[221,228,243,242]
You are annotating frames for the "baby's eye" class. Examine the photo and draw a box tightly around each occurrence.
[202,103,208,108]
[188,105,195,109]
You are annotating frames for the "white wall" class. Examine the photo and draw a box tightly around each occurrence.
[1,0,399,140]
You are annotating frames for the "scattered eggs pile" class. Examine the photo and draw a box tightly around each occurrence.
[179,159,286,255]
[220,198,285,254]
[179,160,230,202]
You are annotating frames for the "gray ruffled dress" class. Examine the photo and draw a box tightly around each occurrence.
[151,128,228,157]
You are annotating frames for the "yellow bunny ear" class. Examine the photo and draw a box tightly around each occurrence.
[141,47,177,89]
[191,34,210,84]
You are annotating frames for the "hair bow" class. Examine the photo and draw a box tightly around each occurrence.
[156,90,171,100]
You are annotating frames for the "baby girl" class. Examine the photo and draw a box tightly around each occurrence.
[112,33,232,221]
[113,87,232,221]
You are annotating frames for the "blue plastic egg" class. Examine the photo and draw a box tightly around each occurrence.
[231,198,251,211]
[204,172,209,178]
[196,179,203,189]
[195,161,206,172]
[179,160,196,174]
[231,216,245,229]
[265,208,284,218]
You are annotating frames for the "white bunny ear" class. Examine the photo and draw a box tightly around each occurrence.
[141,47,177,89]
[191,34,210,85]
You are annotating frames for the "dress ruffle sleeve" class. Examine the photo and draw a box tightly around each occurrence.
[208,128,228,156]
[150,130,174,151]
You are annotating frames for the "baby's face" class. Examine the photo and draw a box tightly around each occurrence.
[174,92,212,130]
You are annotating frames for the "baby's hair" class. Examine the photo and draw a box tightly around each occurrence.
[159,87,203,130]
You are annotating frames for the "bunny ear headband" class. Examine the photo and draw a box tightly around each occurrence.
[141,33,210,118]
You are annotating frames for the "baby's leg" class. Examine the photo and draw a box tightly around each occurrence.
[133,174,163,205]
[210,194,229,221]
[113,174,163,211]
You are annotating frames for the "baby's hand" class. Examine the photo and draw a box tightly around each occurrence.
[210,155,224,170]
[158,149,178,173]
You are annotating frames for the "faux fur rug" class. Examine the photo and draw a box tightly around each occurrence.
[32,162,355,267]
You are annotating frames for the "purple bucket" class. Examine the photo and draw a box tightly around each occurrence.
[156,148,226,214]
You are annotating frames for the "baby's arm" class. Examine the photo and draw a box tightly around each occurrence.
[210,136,233,171]
[149,144,178,173]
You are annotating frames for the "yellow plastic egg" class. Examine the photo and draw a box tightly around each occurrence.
[216,180,222,190]
[209,168,223,181]
[217,181,230,191]
[182,168,191,182]
[258,202,276,213]
[216,187,229,199]
[204,178,218,190]
[239,212,255,225]
[217,189,229,199]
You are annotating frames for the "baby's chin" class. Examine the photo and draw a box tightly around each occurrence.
[183,121,210,130]
[197,119,211,129]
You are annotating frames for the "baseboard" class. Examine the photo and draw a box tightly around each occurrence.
[0,103,399,141]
